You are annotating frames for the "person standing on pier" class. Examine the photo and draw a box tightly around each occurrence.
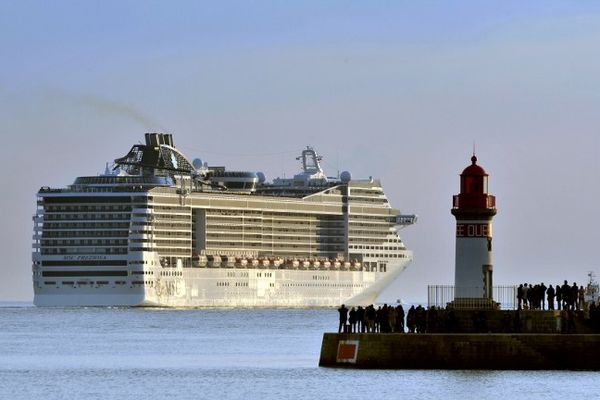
[547,284,555,310]
[407,306,416,333]
[338,304,348,333]
[395,304,405,333]
[366,305,376,332]
[356,306,365,333]
[561,281,570,310]
[570,282,578,310]
[540,282,547,310]
[348,307,357,333]
[556,284,562,310]
[517,284,524,310]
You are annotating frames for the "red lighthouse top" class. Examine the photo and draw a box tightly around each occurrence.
[452,154,496,211]
[462,155,487,177]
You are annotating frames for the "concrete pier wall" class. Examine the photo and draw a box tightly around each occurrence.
[319,333,600,370]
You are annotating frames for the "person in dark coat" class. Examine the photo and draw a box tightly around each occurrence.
[406,306,416,333]
[366,305,376,332]
[338,304,348,333]
[571,282,579,311]
[527,285,535,310]
[348,307,357,333]
[356,306,365,333]
[556,284,562,310]
[540,282,548,310]
[561,280,570,310]
[380,304,390,333]
[517,284,524,310]
[547,284,555,310]
[395,305,405,333]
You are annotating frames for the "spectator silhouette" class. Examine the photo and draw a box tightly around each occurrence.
[547,284,555,310]
[407,306,416,333]
[517,284,524,310]
[356,306,365,333]
[561,280,570,310]
[395,305,405,333]
[540,282,547,310]
[338,304,348,333]
[348,307,357,333]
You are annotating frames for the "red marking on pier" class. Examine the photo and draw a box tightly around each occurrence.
[336,340,359,363]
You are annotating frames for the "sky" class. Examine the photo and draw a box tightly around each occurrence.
[1,1,600,303]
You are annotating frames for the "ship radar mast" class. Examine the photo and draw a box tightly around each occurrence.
[297,147,324,174]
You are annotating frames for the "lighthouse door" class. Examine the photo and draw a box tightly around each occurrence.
[482,264,493,299]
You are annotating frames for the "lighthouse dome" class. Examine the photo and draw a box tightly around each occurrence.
[461,155,488,176]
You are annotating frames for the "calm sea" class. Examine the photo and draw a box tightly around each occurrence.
[0,302,597,400]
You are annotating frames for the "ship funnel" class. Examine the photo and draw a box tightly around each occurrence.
[145,133,174,147]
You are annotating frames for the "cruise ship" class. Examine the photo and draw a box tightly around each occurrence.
[32,133,416,307]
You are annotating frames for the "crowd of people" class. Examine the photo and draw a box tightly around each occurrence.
[337,303,465,334]
[336,283,600,334]
[517,281,586,311]
[337,304,405,333]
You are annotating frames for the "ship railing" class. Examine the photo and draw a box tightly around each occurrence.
[427,285,518,310]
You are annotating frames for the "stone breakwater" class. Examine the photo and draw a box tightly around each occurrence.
[319,333,600,370]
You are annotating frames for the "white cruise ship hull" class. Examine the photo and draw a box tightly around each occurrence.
[34,259,410,307]
[33,259,410,307]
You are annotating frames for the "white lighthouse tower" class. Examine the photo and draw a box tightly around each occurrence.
[451,154,497,305]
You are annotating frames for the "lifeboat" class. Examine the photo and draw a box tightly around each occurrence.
[284,259,299,269]
[250,258,260,268]
[192,254,208,268]
[341,261,351,271]
[221,256,235,268]
[207,255,221,268]
[333,260,341,270]
[235,257,248,268]
[323,260,331,270]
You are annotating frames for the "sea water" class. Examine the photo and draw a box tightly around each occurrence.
[0,303,597,400]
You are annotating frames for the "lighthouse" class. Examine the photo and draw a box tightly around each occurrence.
[451,154,497,304]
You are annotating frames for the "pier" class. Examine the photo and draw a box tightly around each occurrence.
[319,330,600,370]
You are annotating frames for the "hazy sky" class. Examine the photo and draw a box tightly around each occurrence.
[2,1,600,302]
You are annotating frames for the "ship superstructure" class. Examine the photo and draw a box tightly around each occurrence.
[32,133,415,307]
